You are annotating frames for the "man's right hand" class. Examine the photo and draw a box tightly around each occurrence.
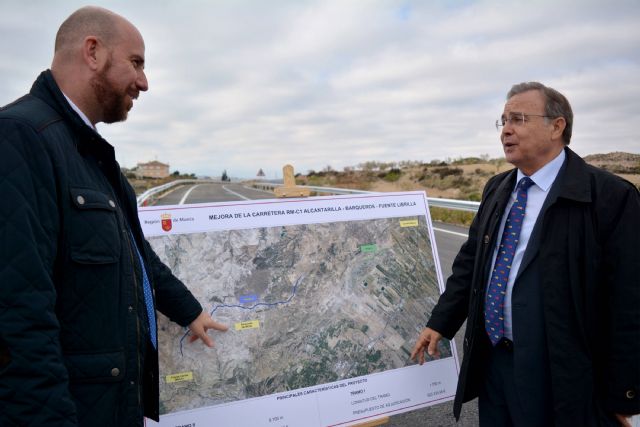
[187,310,228,347]
[410,327,443,365]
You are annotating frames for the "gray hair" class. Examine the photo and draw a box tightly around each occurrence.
[507,82,573,144]
[54,6,121,53]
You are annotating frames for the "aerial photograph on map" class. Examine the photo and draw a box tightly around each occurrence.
[147,216,450,415]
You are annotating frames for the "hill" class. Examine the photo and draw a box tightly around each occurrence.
[296,152,640,201]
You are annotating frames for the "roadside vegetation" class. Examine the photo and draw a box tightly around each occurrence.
[124,152,638,226]
[296,152,640,226]
[298,157,512,202]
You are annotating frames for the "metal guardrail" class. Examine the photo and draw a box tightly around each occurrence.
[136,179,216,206]
[137,180,480,212]
[424,198,481,212]
[249,182,480,213]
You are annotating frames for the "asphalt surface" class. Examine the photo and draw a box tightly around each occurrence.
[152,182,479,426]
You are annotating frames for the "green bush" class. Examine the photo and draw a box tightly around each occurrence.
[382,168,402,182]
[429,206,475,227]
[432,167,463,179]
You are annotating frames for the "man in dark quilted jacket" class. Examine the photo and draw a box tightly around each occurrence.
[0,6,227,426]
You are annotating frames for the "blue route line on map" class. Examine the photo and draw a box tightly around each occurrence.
[178,274,305,356]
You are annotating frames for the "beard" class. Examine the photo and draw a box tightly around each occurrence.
[90,58,132,124]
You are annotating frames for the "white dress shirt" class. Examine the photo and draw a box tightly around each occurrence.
[63,93,97,131]
[487,149,566,340]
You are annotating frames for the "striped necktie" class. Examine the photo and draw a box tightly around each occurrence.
[485,177,534,346]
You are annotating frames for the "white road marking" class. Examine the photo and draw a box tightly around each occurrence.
[223,185,251,200]
[179,184,201,205]
[433,227,468,238]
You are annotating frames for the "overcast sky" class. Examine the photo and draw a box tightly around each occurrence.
[1,1,639,178]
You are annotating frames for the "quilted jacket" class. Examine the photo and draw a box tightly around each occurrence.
[0,70,203,426]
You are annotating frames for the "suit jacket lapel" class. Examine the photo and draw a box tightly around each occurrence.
[482,170,517,277]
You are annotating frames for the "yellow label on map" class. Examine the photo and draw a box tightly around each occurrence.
[235,320,260,331]
[166,372,193,383]
[399,219,419,227]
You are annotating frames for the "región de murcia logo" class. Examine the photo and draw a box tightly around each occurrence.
[161,213,172,232]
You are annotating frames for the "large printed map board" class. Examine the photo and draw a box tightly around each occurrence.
[141,191,459,427]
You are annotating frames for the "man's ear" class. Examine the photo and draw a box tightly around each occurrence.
[551,117,566,141]
[82,36,101,71]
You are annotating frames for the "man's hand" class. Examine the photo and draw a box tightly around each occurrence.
[188,311,228,347]
[410,327,443,365]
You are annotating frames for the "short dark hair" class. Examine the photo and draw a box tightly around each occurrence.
[507,82,573,144]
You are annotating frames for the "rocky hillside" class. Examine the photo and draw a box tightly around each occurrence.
[296,152,640,201]
[583,152,640,174]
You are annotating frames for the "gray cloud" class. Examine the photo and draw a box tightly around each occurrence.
[1,0,638,178]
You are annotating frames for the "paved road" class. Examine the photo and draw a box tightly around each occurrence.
[152,182,479,426]
[155,182,275,205]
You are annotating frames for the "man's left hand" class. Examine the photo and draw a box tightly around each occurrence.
[188,311,228,347]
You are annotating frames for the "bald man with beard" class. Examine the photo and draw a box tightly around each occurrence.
[0,7,227,426]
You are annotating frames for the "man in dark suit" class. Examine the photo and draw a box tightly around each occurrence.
[411,82,639,426]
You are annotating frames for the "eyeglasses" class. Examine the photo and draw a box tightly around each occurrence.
[495,112,552,131]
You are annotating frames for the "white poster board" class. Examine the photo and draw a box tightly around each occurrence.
[141,191,459,427]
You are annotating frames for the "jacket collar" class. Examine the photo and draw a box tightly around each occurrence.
[493,168,518,212]
[30,70,130,214]
[554,147,592,203]
[30,70,96,138]
[29,70,116,162]
[494,147,591,206]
